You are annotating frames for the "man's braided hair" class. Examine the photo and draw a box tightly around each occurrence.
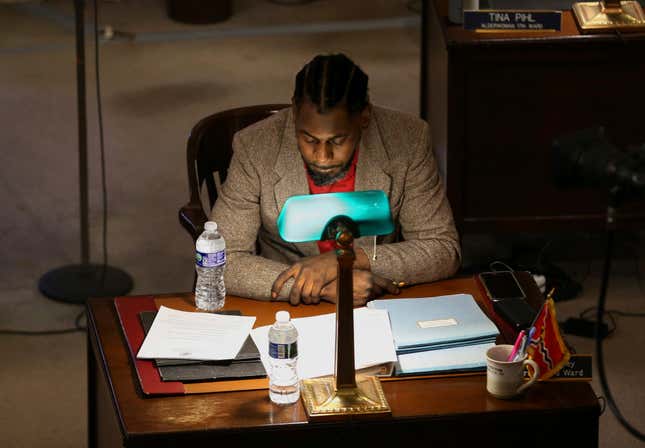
[293,53,369,115]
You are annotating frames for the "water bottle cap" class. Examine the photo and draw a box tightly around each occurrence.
[276,311,290,323]
[204,221,218,231]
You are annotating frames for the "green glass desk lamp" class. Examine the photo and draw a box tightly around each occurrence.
[278,190,394,419]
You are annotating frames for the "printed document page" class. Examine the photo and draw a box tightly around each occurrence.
[250,308,397,379]
[137,306,256,361]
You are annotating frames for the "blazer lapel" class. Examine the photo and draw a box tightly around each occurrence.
[273,108,319,257]
[355,110,392,196]
[354,110,393,250]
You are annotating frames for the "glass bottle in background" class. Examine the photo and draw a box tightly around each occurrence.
[449,0,479,24]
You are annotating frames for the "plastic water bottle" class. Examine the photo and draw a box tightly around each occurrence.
[195,221,226,312]
[449,0,479,24]
[268,311,300,404]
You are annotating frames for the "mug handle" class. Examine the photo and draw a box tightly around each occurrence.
[517,359,540,394]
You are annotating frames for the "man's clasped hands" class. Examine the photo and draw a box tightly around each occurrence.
[270,249,399,306]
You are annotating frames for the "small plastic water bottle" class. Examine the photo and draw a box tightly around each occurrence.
[195,221,226,312]
[268,311,300,405]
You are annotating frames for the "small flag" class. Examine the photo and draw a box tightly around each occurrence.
[527,290,570,380]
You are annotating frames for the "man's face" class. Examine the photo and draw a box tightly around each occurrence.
[294,100,369,186]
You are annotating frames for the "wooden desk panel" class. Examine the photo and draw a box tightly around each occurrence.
[424,0,645,233]
[87,276,599,447]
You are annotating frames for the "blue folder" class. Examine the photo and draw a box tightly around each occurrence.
[367,294,499,353]
[394,342,495,376]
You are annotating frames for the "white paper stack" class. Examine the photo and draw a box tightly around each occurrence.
[137,306,256,361]
[250,308,397,380]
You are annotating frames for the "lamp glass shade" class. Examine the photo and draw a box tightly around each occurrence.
[277,190,394,243]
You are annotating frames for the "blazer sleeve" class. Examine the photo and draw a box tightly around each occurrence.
[211,132,293,301]
[358,122,461,284]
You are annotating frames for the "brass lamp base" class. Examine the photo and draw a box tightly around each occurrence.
[301,375,391,420]
[573,1,645,33]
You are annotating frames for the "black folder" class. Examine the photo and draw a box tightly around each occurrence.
[139,311,266,382]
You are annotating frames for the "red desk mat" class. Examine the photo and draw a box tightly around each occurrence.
[114,296,268,396]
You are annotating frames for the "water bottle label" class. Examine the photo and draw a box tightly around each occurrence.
[269,341,298,359]
[196,250,226,268]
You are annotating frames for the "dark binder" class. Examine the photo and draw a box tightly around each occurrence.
[139,311,266,382]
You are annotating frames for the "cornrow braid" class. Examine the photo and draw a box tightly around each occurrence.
[320,58,329,111]
[293,53,369,115]
[341,65,357,105]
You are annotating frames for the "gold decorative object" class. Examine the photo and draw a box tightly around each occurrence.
[301,375,390,419]
[573,1,645,33]
[301,229,391,420]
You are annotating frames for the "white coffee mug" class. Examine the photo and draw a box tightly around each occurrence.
[486,344,540,399]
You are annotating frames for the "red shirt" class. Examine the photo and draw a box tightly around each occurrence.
[306,149,359,253]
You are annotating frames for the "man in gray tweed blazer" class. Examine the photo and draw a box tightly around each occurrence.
[211,54,460,305]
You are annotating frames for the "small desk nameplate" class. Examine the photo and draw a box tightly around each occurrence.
[463,10,562,31]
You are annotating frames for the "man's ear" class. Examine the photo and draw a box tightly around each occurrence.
[360,104,371,129]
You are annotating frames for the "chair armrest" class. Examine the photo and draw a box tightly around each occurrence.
[179,202,208,242]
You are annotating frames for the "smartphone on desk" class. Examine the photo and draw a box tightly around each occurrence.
[478,271,536,330]
[478,271,526,301]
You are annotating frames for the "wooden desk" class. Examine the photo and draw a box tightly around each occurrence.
[422,0,645,233]
[87,276,600,447]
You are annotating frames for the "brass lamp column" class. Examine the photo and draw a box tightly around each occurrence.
[300,230,391,419]
[573,0,645,33]
[335,231,358,390]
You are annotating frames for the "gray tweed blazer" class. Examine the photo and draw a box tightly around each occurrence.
[211,105,461,301]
